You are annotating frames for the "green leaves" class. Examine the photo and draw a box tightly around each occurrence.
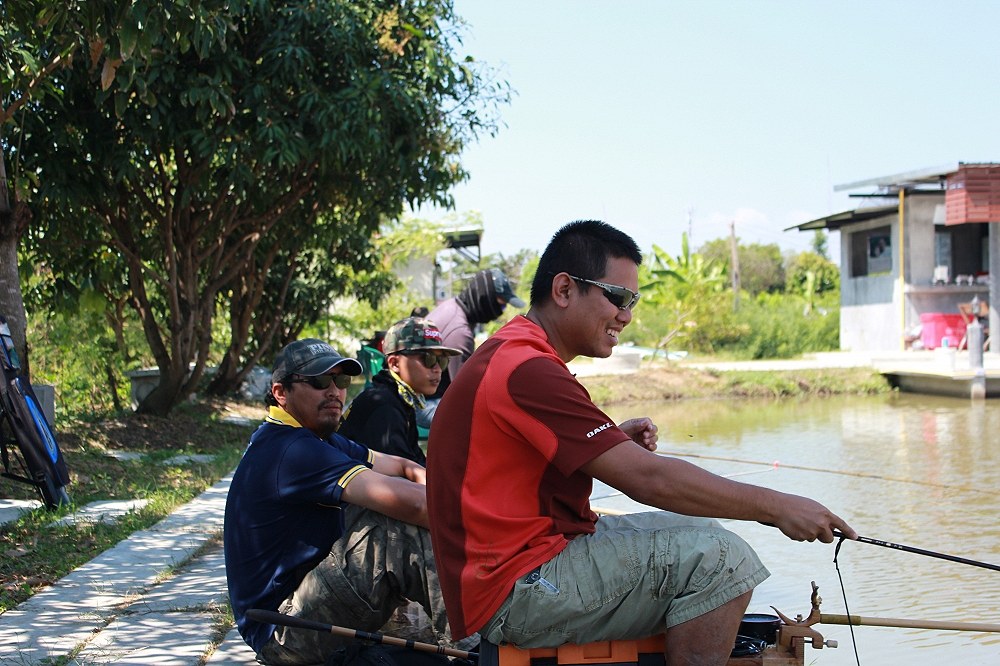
[8,0,509,413]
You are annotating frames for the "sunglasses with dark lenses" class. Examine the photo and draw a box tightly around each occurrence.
[291,373,352,390]
[566,274,641,311]
[400,351,450,370]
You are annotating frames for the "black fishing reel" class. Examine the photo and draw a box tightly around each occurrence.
[730,634,768,658]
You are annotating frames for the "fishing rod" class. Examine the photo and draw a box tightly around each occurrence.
[245,609,479,661]
[832,530,1000,572]
[656,449,989,495]
[819,613,1000,633]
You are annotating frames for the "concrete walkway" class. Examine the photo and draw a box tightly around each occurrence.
[0,474,256,665]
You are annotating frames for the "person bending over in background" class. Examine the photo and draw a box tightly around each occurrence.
[417,267,524,428]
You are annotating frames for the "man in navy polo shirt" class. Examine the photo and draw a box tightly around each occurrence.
[224,339,454,665]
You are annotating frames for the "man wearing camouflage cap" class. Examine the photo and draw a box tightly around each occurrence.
[224,338,460,664]
[340,318,459,465]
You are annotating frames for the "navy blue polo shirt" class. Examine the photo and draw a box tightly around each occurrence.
[224,407,373,653]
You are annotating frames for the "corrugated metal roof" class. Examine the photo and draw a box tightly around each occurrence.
[789,163,1000,234]
[785,203,899,232]
[833,162,1000,193]
[833,164,960,192]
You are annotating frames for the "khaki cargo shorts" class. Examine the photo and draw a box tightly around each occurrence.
[257,505,453,665]
[481,511,769,648]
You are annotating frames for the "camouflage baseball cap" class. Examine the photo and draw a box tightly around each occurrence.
[271,338,363,383]
[383,318,461,356]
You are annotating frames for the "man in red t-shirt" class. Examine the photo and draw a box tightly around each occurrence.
[427,220,856,664]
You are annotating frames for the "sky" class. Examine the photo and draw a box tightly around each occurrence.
[415,0,1000,261]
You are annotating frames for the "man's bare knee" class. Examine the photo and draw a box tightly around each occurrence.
[664,591,752,666]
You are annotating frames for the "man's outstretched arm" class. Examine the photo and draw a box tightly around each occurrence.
[583,440,857,543]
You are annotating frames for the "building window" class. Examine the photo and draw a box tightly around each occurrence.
[851,225,892,277]
[934,230,952,283]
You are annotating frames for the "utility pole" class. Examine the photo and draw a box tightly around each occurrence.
[729,220,741,310]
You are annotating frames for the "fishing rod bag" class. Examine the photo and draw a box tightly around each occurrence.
[0,316,70,508]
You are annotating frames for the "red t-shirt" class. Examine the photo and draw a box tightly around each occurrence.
[426,316,628,638]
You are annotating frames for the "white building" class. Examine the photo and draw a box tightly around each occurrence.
[790,163,1000,353]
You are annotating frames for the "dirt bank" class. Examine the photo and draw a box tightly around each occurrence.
[577,363,890,405]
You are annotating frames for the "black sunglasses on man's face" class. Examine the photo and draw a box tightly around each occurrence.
[565,274,640,311]
[398,351,450,370]
[291,373,352,390]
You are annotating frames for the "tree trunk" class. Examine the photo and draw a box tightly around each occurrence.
[0,143,30,379]
[137,368,189,417]
[104,362,123,412]
[205,245,294,396]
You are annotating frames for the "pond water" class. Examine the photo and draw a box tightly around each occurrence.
[594,394,1000,666]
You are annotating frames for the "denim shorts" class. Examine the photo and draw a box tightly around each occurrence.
[480,512,769,647]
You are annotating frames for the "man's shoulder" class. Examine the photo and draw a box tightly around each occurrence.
[251,421,361,458]
[342,383,397,427]
[247,422,314,457]
[492,318,559,359]
[353,376,396,403]
[427,297,458,317]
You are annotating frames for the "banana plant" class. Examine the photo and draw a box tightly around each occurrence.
[635,234,729,360]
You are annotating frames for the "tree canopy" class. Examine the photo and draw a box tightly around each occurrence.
[698,237,785,296]
[6,0,508,414]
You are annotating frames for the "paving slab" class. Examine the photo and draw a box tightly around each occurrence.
[163,454,217,466]
[206,628,258,665]
[219,415,255,427]
[74,611,220,665]
[128,545,228,613]
[104,450,145,462]
[153,475,230,534]
[52,499,150,527]
[0,498,41,526]
[0,607,105,665]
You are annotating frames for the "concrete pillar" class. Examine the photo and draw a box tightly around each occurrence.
[990,224,1000,353]
[968,320,986,400]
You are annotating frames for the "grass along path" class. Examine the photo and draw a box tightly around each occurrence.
[0,398,257,612]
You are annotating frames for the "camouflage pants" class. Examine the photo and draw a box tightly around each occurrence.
[256,505,453,666]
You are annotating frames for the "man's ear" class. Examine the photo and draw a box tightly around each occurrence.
[271,382,287,406]
[385,353,402,373]
[551,273,573,308]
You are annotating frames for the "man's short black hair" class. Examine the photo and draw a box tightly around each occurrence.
[530,220,642,306]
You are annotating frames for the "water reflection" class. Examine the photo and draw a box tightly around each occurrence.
[596,394,1000,666]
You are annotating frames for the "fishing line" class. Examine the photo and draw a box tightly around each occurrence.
[657,449,990,495]
[834,535,862,666]
[589,463,778,502]
[830,530,999,666]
